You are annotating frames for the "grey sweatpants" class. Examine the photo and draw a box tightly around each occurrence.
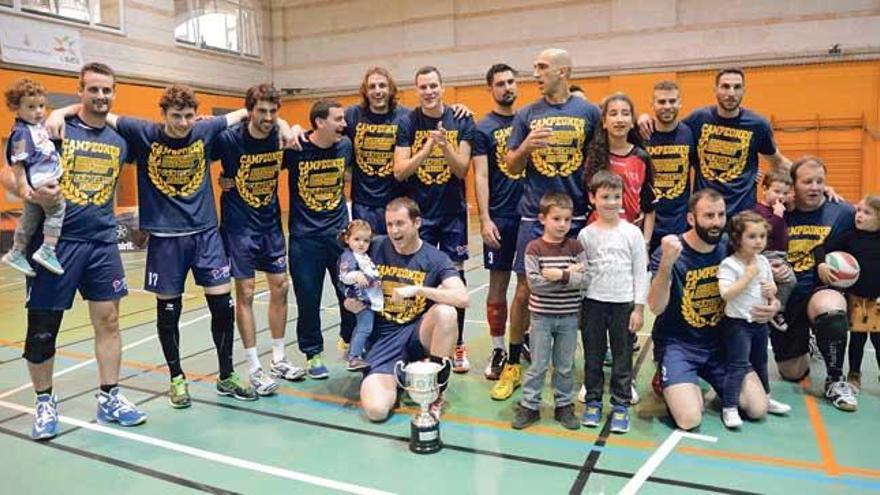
[14,197,66,249]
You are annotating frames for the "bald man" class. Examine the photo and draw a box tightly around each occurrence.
[489,49,600,401]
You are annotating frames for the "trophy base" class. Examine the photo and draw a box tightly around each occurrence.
[410,421,442,454]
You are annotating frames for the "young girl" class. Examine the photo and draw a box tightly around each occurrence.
[825,194,880,391]
[584,92,657,243]
[337,220,384,371]
[717,211,786,428]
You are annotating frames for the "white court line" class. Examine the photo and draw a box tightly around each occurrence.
[619,430,717,495]
[468,283,489,295]
[0,399,394,495]
[0,313,211,400]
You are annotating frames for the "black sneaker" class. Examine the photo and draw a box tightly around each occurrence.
[521,332,532,362]
[554,404,580,430]
[511,404,540,430]
[769,313,789,332]
[484,348,507,380]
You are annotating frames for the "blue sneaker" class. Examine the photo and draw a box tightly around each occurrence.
[96,388,147,426]
[2,249,35,277]
[582,401,602,427]
[307,355,329,380]
[610,405,630,434]
[32,244,64,275]
[32,393,59,440]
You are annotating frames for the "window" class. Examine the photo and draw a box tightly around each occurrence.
[3,0,122,29]
[174,0,261,57]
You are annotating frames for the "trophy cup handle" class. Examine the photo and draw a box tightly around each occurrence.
[394,360,406,389]
[437,358,452,389]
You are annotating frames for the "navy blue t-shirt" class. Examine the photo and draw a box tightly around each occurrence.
[473,111,522,219]
[6,118,61,188]
[646,122,697,238]
[284,135,351,237]
[116,116,228,234]
[370,236,459,338]
[508,96,600,218]
[395,107,475,219]
[344,104,409,206]
[55,116,129,244]
[650,235,727,348]
[213,123,284,234]
[785,200,855,301]
[684,106,776,217]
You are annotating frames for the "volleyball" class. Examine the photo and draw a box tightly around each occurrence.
[825,251,860,289]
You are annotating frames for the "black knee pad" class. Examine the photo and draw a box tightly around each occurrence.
[814,310,848,341]
[23,310,63,364]
[157,296,182,331]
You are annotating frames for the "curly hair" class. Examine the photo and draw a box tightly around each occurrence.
[728,210,769,253]
[359,67,399,111]
[245,83,280,112]
[584,92,642,190]
[338,219,373,244]
[159,84,199,112]
[5,78,48,111]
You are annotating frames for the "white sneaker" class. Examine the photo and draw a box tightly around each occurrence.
[722,407,743,429]
[825,380,858,412]
[767,396,791,415]
[249,368,279,396]
[270,358,306,381]
[577,384,586,403]
[452,344,470,373]
[631,384,640,405]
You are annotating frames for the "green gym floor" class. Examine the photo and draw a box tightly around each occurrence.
[0,230,878,494]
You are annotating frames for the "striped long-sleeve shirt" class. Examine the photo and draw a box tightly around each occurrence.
[524,237,589,315]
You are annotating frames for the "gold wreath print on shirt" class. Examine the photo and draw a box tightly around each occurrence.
[354,122,397,177]
[296,157,345,212]
[378,264,428,324]
[787,225,832,273]
[528,116,585,177]
[413,129,459,185]
[494,126,523,180]
[696,124,753,184]
[647,144,689,200]
[680,265,724,328]
[147,141,206,197]
[235,150,284,208]
[58,138,122,206]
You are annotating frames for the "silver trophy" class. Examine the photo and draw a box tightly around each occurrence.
[395,359,450,454]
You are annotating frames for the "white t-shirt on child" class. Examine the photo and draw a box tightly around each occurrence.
[717,254,773,321]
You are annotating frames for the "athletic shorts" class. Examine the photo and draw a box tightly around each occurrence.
[145,229,230,295]
[27,240,127,310]
[351,202,387,235]
[658,341,727,394]
[365,318,426,376]
[221,228,287,279]
[512,218,586,274]
[420,211,468,262]
[483,216,520,271]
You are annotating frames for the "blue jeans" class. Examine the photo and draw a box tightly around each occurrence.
[722,317,769,408]
[289,234,355,358]
[349,309,375,358]
[520,312,579,410]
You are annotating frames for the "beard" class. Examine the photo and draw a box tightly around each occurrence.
[495,93,516,107]
[694,223,723,245]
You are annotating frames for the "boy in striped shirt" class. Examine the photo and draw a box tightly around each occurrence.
[512,191,588,430]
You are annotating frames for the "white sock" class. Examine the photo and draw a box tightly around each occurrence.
[245,347,260,374]
[491,336,505,350]
[272,338,286,363]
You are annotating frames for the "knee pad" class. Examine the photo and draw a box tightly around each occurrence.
[23,310,63,364]
[206,293,234,329]
[814,310,848,341]
[157,296,182,331]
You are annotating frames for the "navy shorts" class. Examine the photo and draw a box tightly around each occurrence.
[658,341,727,394]
[27,240,127,310]
[366,318,426,376]
[145,229,230,295]
[351,202,387,235]
[420,211,468,262]
[512,218,585,274]
[221,228,287,279]
[483,216,520,271]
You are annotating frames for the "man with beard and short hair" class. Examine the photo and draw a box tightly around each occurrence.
[473,63,522,382]
[647,189,771,430]
[285,99,356,379]
[775,156,857,411]
[493,48,601,401]
[214,83,305,396]
[394,66,475,374]
[645,80,697,253]
[1,63,146,439]
[640,68,791,218]
[351,197,469,422]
